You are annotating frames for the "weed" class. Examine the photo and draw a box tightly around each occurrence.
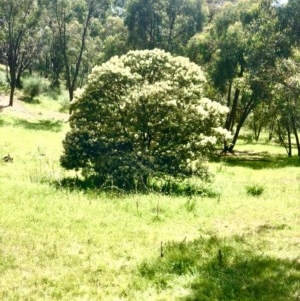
[246,183,264,196]
[185,198,197,212]
[22,76,47,101]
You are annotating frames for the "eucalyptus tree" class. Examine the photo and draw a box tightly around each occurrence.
[125,0,207,55]
[45,28,65,88]
[270,53,300,156]
[187,0,291,152]
[125,0,163,50]
[278,0,300,46]
[97,15,129,63]
[0,0,42,106]
[48,0,109,102]
[206,0,238,20]
[188,0,253,151]
[244,1,300,152]
[163,0,207,54]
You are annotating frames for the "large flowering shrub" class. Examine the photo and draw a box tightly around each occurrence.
[60,49,229,189]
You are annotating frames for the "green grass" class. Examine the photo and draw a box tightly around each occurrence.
[0,98,300,300]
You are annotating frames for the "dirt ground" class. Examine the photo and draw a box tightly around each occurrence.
[0,94,35,117]
[0,94,68,122]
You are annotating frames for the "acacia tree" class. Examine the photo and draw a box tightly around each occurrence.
[60,49,229,190]
[0,0,42,106]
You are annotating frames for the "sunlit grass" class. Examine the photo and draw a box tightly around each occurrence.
[24,91,69,111]
[0,100,300,300]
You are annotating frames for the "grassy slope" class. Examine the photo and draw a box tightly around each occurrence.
[0,98,299,300]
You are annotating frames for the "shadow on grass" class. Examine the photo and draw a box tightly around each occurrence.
[14,119,63,132]
[54,176,133,197]
[137,235,300,301]
[186,256,300,301]
[19,95,41,104]
[213,151,300,169]
[55,176,102,191]
[55,175,218,198]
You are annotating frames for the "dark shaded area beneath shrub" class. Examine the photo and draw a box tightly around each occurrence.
[54,175,218,197]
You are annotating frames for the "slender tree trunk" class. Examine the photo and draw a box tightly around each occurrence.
[254,123,262,141]
[227,100,255,152]
[229,88,240,131]
[226,79,232,108]
[70,0,94,100]
[278,121,293,157]
[16,72,22,89]
[277,124,289,155]
[9,84,15,106]
[269,119,275,141]
[253,120,259,141]
[60,10,72,102]
[224,87,240,132]
[291,117,300,156]
[8,58,16,106]
[293,127,300,157]
[223,87,240,152]
[287,125,292,157]
[55,1,94,105]
[167,11,176,51]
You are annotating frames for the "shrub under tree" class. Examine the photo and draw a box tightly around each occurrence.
[60,49,229,190]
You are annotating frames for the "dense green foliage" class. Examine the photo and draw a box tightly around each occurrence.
[61,49,229,189]
[125,0,207,53]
